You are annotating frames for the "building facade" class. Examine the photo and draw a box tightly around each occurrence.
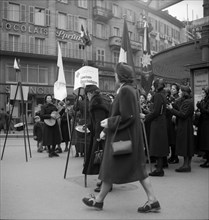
[0,0,185,122]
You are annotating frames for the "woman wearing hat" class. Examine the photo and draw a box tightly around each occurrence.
[40,94,63,157]
[82,63,160,213]
[141,78,169,177]
[82,84,110,192]
[167,85,195,172]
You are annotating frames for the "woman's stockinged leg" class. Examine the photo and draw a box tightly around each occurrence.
[95,181,112,203]
[139,177,157,202]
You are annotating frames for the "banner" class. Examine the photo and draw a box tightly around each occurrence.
[74,66,99,91]
[54,42,67,101]
[141,18,154,94]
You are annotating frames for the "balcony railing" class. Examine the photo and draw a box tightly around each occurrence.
[109,36,142,52]
[93,6,113,22]
[0,40,93,60]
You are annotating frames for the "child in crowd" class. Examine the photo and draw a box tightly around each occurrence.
[33,115,44,153]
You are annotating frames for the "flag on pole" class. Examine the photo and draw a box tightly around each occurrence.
[14,58,20,70]
[141,17,154,94]
[80,25,91,47]
[118,18,135,74]
[54,42,67,101]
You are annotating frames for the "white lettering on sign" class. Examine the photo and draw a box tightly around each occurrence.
[74,66,99,90]
[56,29,81,41]
[3,21,48,36]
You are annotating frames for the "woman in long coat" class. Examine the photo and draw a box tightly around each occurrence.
[167,83,180,164]
[40,94,62,157]
[142,79,169,177]
[82,63,160,213]
[167,85,194,172]
[82,85,110,176]
[196,87,209,168]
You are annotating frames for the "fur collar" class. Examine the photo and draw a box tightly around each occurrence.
[89,94,109,113]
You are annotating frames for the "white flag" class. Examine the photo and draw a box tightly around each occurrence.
[14,58,20,70]
[54,42,67,101]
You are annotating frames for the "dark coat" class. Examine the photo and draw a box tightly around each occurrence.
[196,100,209,151]
[82,93,110,175]
[60,111,71,142]
[33,121,44,142]
[170,98,194,157]
[166,94,179,146]
[40,103,62,146]
[145,91,169,157]
[99,84,148,184]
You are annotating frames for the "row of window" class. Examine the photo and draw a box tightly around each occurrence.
[149,16,180,40]
[6,64,116,92]
[2,1,180,41]
[1,32,174,69]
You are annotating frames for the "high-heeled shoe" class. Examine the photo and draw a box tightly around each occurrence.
[82,194,103,210]
[138,200,161,213]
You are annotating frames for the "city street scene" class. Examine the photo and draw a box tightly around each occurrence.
[0,0,209,219]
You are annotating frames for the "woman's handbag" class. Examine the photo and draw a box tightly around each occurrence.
[111,118,132,156]
[112,140,132,156]
[93,139,103,165]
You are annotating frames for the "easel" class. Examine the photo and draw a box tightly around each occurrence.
[64,41,89,187]
[1,61,32,162]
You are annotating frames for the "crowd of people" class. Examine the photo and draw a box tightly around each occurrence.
[8,62,207,213]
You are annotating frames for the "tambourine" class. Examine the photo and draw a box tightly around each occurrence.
[14,122,25,131]
[75,125,90,133]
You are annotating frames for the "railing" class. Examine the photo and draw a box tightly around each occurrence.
[93,6,113,21]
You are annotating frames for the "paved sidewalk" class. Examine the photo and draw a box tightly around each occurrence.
[0,138,208,220]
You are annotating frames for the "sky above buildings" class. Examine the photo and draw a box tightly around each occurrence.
[164,0,203,21]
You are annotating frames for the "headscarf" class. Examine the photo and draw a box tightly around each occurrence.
[115,62,134,83]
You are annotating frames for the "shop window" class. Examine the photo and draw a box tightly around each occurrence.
[7,66,16,82]
[28,65,38,83]
[9,34,19,52]
[78,0,87,9]
[20,66,28,82]
[6,65,48,84]
[39,67,48,84]
[57,12,67,30]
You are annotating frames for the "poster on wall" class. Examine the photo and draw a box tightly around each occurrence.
[193,68,209,109]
